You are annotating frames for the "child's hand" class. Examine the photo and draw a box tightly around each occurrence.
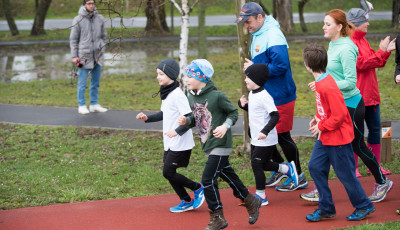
[213,124,228,138]
[308,81,316,92]
[309,117,317,129]
[165,130,178,138]
[243,58,253,71]
[240,95,248,107]
[309,121,321,138]
[257,132,267,140]
[396,75,400,84]
[177,115,186,126]
[136,112,147,121]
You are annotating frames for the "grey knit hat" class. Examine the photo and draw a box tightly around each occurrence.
[347,8,368,27]
[157,59,180,81]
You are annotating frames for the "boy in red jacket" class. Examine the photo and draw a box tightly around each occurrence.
[303,44,375,222]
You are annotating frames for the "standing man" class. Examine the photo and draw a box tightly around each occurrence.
[236,2,307,191]
[70,0,108,114]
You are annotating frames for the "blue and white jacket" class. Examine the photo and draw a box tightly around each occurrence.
[250,16,296,106]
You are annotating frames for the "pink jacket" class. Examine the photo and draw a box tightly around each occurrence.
[350,30,391,106]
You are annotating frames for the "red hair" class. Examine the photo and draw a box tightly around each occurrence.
[325,9,354,37]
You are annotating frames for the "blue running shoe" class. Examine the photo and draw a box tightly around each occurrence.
[286,161,298,187]
[346,206,376,221]
[193,183,205,209]
[306,208,336,222]
[169,199,194,213]
[255,194,269,206]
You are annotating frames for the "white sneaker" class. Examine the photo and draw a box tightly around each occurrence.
[89,104,108,113]
[78,106,90,115]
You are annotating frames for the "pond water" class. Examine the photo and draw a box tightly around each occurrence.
[0,40,231,83]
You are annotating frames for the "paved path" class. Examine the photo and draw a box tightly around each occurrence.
[0,175,399,230]
[0,11,392,31]
[0,104,399,139]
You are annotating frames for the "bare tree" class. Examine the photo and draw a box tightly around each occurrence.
[1,0,19,36]
[145,0,169,34]
[31,0,52,36]
[393,0,400,29]
[273,0,295,33]
[170,0,199,93]
[236,0,251,155]
[298,0,309,32]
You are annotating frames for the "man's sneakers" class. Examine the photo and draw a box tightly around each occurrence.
[170,199,194,213]
[255,194,269,206]
[346,206,375,221]
[368,178,393,203]
[193,183,205,209]
[89,104,108,113]
[78,106,90,114]
[306,208,336,222]
[300,187,319,202]
[275,172,308,192]
[265,171,287,187]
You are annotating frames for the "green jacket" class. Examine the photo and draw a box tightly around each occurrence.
[186,80,238,152]
[326,36,360,100]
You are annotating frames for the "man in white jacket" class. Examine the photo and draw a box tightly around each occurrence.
[70,0,108,114]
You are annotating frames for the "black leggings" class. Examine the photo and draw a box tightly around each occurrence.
[163,165,198,202]
[251,145,280,190]
[347,98,386,184]
[270,131,302,174]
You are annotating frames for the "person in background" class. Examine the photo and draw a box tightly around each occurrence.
[70,0,108,114]
[346,1,396,177]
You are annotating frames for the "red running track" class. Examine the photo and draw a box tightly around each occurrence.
[1,175,399,230]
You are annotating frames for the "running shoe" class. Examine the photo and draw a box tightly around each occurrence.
[169,199,194,213]
[306,208,336,222]
[255,194,269,206]
[193,183,205,209]
[346,206,375,221]
[265,171,287,187]
[368,178,393,203]
[275,172,307,192]
[300,187,319,202]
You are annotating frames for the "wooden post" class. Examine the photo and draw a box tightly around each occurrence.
[380,121,392,163]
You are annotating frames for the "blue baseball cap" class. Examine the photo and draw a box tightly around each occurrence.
[235,2,263,23]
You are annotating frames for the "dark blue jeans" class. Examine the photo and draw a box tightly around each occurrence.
[309,140,373,214]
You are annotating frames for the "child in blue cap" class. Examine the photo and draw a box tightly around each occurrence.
[178,59,262,230]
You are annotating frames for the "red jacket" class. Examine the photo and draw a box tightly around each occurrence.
[350,30,391,106]
[315,73,354,146]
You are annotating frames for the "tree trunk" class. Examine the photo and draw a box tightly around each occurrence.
[393,0,400,29]
[177,0,190,94]
[198,0,207,59]
[298,0,309,32]
[1,0,19,36]
[145,0,168,34]
[236,0,251,155]
[273,0,295,33]
[30,0,52,36]
[159,0,170,32]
